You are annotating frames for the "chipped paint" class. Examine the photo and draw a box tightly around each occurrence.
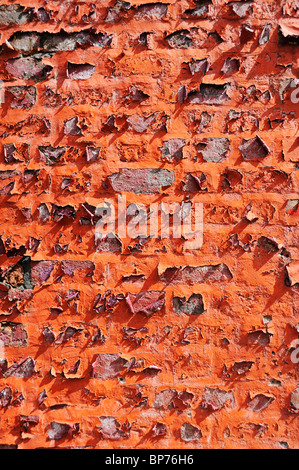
[0,0,297,451]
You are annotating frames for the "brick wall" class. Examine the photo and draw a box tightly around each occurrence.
[0,0,298,449]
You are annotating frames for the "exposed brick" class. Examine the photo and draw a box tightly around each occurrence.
[107,168,175,194]
[0,0,297,451]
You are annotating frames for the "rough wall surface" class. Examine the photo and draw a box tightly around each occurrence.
[0,0,298,449]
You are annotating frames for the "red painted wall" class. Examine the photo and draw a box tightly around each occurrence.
[0,0,298,449]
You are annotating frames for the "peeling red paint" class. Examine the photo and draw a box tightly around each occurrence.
[0,0,297,451]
